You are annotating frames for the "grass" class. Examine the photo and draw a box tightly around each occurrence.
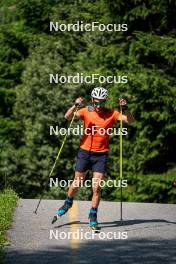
[0,189,18,263]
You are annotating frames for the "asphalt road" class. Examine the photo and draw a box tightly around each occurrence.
[5,199,176,264]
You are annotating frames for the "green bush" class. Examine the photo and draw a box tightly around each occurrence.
[0,189,18,262]
[110,168,176,203]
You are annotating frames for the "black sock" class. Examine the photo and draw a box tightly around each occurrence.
[66,196,73,203]
[90,207,97,213]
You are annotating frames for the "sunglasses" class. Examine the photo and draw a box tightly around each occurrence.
[94,101,106,106]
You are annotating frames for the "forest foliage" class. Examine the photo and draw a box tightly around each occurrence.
[0,0,176,202]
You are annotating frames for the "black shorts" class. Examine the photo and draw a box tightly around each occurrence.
[75,148,108,173]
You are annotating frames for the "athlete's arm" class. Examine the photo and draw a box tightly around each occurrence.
[65,97,84,120]
[118,98,135,124]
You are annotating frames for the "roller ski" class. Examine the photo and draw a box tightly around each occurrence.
[89,208,101,232]
[51,197,73,224]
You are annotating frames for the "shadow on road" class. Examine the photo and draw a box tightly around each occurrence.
[99,219,176,228]
[55,221,81,228]
[54,218,176,230]
[5,238,176,264]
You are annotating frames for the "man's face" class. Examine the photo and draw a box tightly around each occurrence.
[92,98,106,112]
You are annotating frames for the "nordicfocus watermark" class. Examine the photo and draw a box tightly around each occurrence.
[50,125,128,136]
[50,73,128,84]
[50,229,128,240]
[50,21,128,32]
[49,178,128,189]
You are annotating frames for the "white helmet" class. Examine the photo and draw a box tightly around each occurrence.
[91,87,108,100]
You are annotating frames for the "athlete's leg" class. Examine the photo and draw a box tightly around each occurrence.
[68,171,86,198]
[88,172,104,228]
[92,172,104,208]
[59,148,89,214]
[52,148,89,223]
[52,171,86,223]
[69,148,89,198]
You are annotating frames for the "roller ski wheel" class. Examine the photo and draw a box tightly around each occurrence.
[90,224,101,233]
[51,214,60,224]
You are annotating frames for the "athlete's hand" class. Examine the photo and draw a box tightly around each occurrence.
[75,97,84,107]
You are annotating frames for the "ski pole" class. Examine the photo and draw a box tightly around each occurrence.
[34,108,78,214]
[120,103,123,221]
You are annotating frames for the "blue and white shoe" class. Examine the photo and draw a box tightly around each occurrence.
[89,208,100,231]
[51,198,73,224]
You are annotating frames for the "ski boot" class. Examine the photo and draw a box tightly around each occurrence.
[51,197,73,224]
[89,208,101,232]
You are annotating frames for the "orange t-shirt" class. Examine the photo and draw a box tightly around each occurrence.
[78,106,120,152]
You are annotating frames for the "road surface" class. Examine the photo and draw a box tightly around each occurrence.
[5,199,176,264]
